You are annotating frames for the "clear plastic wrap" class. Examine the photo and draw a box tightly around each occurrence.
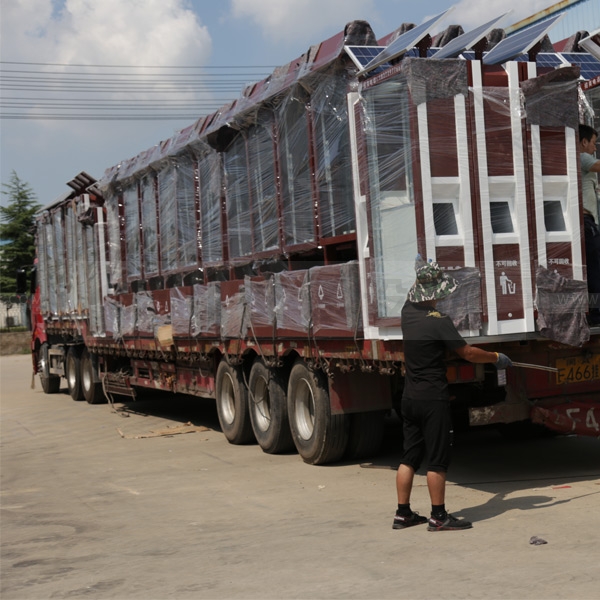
[175,156,198,269]
[191,282,221,337]
[361,77,416,318]
[198,150,223,265]
[43,213,57,317]
[170,286,192,337]
[436,268,482,331]
[309,262,362,337]
[158,162,178,273]
[277,88,315,247]
[104,296,121,340]
[141,175,159,276]
[247,120,279,253]
[220,289,248,339]
[105,190,123,290]
[87,221,103,335]
[274,270,310,335]
[312,67,355,239]
[123,184,141,280]
[64,204,78,315]
[224,133,253,259]
[75,202,88,313]
[244,276,275,334]
[400,58,468,105]
[535,266,590,347]
[37,218,50,315]
[136,291,154,336]
[120,295,136,337]
[53,209,67,316]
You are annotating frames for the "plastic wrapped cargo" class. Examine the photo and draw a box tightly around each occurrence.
[191,282,221,337]
[244,276,275,336]
[224,133,253,260]
[104,296,121,340]
[535,266,590,347]
[436,267,482,332]
[220,289,248,339]
[274,270,310,335]
[277,87,315,248]
[247,119,279,254]
[309,262,362,337]
[120,294,136,337]
[311,65,355,239]
[170,286,193,337]
[141,175,159,277]
[198,150,223,265]
[105,190,123,291]
[135,291,154,336]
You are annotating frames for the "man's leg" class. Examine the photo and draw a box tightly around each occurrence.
[396,463,415,504]
[426,469,446,505]
[393,463,427,529]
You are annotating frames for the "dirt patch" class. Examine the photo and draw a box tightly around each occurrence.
[0,332,31,356]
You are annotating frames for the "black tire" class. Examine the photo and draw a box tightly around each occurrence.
[81,349,106,404]
[39,342,60,394]
[248,359,294,454]
[215,360,255,445]
[287,359,349,465]
[66,347,84,401]
[345,410,386,460]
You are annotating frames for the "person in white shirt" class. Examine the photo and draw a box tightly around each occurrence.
[579,124,600,222]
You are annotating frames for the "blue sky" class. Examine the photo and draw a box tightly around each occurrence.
[0,0,562,206]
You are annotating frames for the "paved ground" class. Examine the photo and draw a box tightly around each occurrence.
[1,354,599,600]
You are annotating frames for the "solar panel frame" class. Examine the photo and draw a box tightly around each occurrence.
[432,13,510,60]
[482,13,565,65]
[359,9,452,74]
[561,52,600,80]
[344,46,388,70]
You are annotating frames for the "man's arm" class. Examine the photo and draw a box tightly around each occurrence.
[454,344,499,364]
[588,159,600,173]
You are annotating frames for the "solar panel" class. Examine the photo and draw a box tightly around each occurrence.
[344,46,388,70]
[482,13,565,65]
[561,52,600,80]
[432,13,510,60]
[359,9,453,74]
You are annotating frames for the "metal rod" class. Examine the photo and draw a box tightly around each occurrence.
[511,361,559,373]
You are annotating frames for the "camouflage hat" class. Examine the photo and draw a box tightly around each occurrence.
[407,256,459,302]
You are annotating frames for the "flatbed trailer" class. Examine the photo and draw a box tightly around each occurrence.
[30,16,600,464]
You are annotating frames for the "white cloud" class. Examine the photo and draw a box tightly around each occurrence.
[447,0,555,29]
[230,0,375,43]
[2,0,212,66]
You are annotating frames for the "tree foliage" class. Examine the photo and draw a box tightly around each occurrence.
[0,171,41,294]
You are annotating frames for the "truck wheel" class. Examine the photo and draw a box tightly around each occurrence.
[248,359,294,454]
[215,360,255,445]
[39,343,60,394]
[66,347,84,401]
[287,359,349,465]
[345,410,386,460]
[81,350,106,404]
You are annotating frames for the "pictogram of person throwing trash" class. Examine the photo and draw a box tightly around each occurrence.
[499,272,516,295]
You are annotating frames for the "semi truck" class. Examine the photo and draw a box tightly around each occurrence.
[28,16,600,465]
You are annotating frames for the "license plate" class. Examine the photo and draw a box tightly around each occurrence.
[555,354,600,385]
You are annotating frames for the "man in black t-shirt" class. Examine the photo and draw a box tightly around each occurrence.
[393,257,512,532]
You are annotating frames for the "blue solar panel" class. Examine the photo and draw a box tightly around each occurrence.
[433,13,509,60]
[360,9,452,74]
[483,13,565,65]
[561,52,600,80]
[345,46,388,70]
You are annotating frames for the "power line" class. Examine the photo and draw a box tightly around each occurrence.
[0,62,276,121]
[0,61,277,69]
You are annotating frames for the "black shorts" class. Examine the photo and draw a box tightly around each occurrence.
[399,395,452,473]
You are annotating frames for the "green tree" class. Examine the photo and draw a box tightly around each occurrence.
[0,171,41,295]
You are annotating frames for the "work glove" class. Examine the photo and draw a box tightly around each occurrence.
[495,353,513,369]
